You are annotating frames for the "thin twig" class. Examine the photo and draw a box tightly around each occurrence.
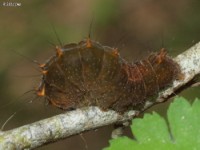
[1,112,17,131]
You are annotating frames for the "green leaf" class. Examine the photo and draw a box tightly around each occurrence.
[104,137,137,150]
[168,97,200,149]
[104,97,200,150]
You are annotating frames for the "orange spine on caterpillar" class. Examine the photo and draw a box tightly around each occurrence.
[36,38,182,112]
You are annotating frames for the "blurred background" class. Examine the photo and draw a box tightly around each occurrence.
[0,0,200,149]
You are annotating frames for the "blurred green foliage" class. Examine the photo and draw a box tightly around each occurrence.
[93,0,120,26]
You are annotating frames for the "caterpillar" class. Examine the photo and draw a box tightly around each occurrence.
[36,38,181,112]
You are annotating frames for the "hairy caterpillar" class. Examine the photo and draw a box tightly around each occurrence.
[36,38,181,112]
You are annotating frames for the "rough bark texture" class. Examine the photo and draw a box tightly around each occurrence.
[0,42,200,150]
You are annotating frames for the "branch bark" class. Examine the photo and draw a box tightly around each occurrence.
[1,42,200,150]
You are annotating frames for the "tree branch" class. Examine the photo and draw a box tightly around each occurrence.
[1,42,200,150]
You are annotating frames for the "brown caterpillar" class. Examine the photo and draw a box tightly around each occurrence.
[36,39,181,112]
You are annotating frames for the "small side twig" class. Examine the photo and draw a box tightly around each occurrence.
[1,112,17,131]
